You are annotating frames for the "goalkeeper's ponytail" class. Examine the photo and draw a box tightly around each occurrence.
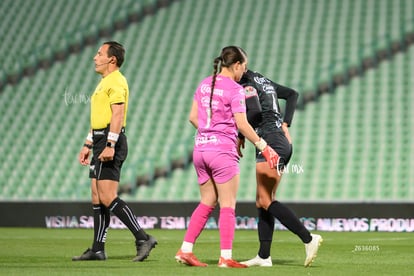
[209,57,222,119]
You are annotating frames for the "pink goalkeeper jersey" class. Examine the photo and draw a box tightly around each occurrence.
[193,75,246,153]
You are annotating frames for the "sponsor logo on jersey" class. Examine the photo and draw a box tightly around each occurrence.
[195,134,219,146]
[253,76,268,85]
[253,76,275,94]
[200,84,223,96]
[201,96,218,108]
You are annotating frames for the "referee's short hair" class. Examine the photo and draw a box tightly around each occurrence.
[104,41,125,67]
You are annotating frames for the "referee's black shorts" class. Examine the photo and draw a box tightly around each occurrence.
[89,126,128,181]
[256,128,292,171]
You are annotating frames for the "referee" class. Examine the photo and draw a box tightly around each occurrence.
[73,41,157,262]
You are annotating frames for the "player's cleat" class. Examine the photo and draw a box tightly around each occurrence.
[72,248,107,261]
[133,235,158,262]
[240,255,272,267]
[218,257,248,268]
[304,234,323,267]
[175,250,208,267]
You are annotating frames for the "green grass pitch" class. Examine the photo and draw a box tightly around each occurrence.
[0,228,413,275]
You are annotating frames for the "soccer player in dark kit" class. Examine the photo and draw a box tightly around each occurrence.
[237,70,322,267]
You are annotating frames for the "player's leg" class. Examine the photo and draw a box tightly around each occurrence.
[256,163,312,239]
[256,160,322,267]
[241,162,275,267]
[213,153,247,268]
[262,133,312,242]
[176,151,215,267]
[184,179,217,247]
[215,175,248,268]
[244,130,321,266]
[176,178,216,267]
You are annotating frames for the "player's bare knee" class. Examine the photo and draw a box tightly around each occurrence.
[256,197,272,210]
[98,194,115,207]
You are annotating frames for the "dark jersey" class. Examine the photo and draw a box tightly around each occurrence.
[238,70,299,132]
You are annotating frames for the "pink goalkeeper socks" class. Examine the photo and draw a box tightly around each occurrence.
[219,207,235,250]
[184,203,214,243]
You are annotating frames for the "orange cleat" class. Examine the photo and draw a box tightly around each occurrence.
[175,250,208,267]
[218,257,248,268]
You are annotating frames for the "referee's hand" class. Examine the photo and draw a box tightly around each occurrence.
[98,147,115,162]
[78,147,91,166]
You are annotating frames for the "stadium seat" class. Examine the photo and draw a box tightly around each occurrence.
[0,0,413,202]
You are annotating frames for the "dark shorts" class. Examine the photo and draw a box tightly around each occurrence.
[256,129,292,170]
[89,126,128,181]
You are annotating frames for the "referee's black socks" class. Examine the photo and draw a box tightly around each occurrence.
[267,201,312,243]
[92,204,110,252]
[109,197,148,241]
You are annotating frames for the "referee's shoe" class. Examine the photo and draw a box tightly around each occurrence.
[133,235,158,262]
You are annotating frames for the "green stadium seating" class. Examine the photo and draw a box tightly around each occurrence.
[0,0,413,202]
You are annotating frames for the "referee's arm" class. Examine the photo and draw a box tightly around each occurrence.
[108,103,125,143]
[98,103,124,162]
[79,129,93,166]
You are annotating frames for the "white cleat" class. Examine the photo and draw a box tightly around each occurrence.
[304,234,323,267]
[240,255,272,267]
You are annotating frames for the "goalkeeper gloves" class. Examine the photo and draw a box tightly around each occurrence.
[255,138,280,169]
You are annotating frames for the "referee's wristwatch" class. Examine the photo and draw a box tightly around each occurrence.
[106,141,116,148]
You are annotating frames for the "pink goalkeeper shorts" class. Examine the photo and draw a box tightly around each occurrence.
[193,150,240,184]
